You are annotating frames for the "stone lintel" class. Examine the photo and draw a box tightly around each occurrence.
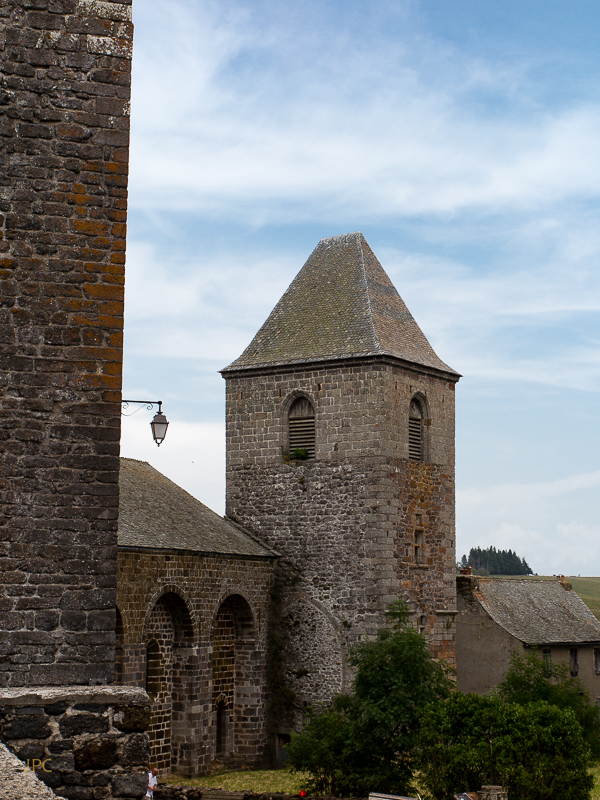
[0,685,149,708]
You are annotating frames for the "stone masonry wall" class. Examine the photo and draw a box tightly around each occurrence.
[224,357,458,728]
[0,685,150,800]
[0,0,132,686]
[117,550,275,774]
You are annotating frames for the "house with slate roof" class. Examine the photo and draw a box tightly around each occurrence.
[456,574,600,700]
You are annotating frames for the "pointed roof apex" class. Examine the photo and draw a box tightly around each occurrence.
[223,232,458,378]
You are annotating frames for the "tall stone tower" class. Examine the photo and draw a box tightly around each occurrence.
[0,0,133,687]
[222,232,460,729]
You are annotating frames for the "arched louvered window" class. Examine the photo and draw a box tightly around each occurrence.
[288,397,315,459]
[409,398,424,462]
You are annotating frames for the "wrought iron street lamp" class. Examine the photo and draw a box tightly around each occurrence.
[121,400,169,447]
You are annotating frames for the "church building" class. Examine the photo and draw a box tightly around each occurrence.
[115,231,460,772]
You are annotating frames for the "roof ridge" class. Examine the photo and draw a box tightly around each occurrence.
[357,233,381,355]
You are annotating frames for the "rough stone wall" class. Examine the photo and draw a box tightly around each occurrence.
[0,0,133,686]
[117,550,274,774]
[212,608,235,705]
[0,685,150,799]
[224,357,458,728]
[145,598,174,771]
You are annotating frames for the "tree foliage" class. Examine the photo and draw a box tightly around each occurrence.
[285,599,452,796]
[419,692,593,800]
[460,547,532,575]
[497,649,600,757]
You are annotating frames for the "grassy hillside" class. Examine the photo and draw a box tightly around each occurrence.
[568,577,600,621]
[493,575,600,621]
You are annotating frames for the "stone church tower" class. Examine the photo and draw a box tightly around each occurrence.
[222,232,459,731]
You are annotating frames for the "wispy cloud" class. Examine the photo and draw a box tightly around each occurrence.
[129,0,600,220]
[123,0,600,574]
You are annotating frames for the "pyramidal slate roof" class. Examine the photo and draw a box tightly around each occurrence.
[474,578,600,645]
[118,458,274,558]
[223,232,458,376]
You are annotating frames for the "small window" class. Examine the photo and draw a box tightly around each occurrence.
[414,529,423,564]
[542,648,552,678]
[594,648,600,676]
[277,733,291,768]
[288,397,315,459]
[570,648,579,677]
[409,398,424,462]
[216,700,228,755]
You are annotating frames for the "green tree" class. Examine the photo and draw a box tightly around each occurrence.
[419,692,593,800]
[286,599,453,796]
[497,649,600,757]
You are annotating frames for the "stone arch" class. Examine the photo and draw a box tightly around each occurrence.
[210,588,262,637]
[211,594,261,763]
[143,584,198,641]
[279,596,344,727]
[144,590,196,771]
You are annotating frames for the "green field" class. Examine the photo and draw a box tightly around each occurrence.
[166,769,309,793]
[492,575,600,621]
[568,577,600,621]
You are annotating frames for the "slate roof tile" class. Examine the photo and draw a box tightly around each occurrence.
[474,578,600,645]
[117,458,274,558]
[222,232,458,376]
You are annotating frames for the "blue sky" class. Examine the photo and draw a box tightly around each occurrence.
[120,0,600,576]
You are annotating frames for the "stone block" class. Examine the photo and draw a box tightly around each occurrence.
[60,713,109,737]
[113,704,150,732]
[2,715,52,738]
[120,733,149,766]
[74,738,117,770]
[111,772,148,797]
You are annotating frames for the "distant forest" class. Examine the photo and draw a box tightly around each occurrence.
[460,547,533,576]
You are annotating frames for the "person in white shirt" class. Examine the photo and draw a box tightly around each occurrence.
[146,768,158,798]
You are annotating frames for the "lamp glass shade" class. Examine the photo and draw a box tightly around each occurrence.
[150,412,169,446]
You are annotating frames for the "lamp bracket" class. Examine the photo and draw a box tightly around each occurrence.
[121,400,163,417]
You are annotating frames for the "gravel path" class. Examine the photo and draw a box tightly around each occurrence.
[0,742,56,800]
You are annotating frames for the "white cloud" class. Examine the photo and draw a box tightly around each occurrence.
[123,240,298,360]
[457,471,600,575]
[128,1,600,221]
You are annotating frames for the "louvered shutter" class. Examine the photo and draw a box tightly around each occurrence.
[288,397,315,459]
[408,418,422,462]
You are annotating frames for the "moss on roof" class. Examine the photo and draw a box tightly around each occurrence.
[118,458,274,558]
[223,232,458,376]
